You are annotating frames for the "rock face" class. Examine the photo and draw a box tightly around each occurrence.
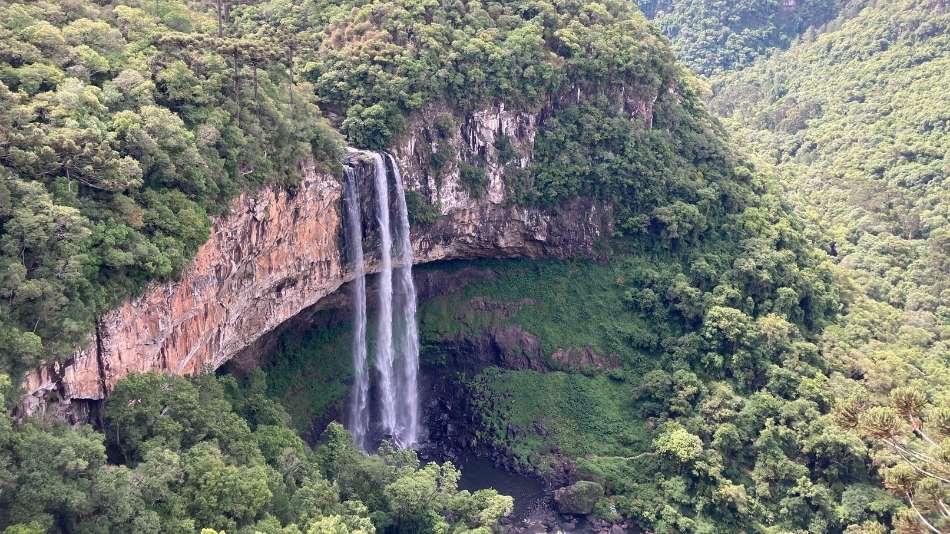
[20,101,614,420]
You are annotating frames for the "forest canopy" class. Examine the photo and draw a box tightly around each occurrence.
[635,0,859,75]
[0,0,342,379]
[2,0,947,532]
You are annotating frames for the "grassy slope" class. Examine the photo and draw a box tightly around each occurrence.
[418,259,679,369]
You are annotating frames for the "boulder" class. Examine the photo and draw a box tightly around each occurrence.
[553,481,605,515]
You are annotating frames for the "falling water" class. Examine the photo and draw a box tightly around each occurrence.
[371,152,397,437]
[388,153,421,447]
[344,167,370,450]
[347,150,422,449]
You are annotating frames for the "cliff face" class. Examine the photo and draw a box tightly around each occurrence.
[20,102,615,420]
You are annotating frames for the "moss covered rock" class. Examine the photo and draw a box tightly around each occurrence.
[554,481,605,515]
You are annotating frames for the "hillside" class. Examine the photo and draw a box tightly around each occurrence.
[636,0,863,75]
[711,0,949,415]
[2,0,945,533]
[708,0,950,530]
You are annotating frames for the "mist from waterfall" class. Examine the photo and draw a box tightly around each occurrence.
[388,154,421,447]
[371,152,397,437]
[343,167,370,451]
[346,150,421,450]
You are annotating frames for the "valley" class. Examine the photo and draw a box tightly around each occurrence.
[0,0,947,532]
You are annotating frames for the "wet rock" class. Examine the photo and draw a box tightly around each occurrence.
[554,481,605,515]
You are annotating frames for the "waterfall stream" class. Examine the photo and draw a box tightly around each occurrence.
[371,152,397,438]
[347,151,421,450]
[343,167,370,450]
[389,154,421,447]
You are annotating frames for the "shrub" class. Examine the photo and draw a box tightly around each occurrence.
[459,161,487,198]
[405,190,440,226]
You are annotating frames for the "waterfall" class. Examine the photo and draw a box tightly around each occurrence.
[371,152,397,437]
[343,167,370,450]
[346,150,421,450]
[388,153,421,447]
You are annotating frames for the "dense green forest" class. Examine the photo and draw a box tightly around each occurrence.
[0,0,342,379]
[707,0,950,530]
[0,371,514,533]
[710,0,949,406]
[635,0,862,75]
[1,0,948,532]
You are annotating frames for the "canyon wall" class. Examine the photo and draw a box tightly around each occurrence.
[20,102,615,421]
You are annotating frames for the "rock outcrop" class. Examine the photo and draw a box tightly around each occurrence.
[20,102,614,420]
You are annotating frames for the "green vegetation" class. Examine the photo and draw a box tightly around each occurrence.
[468,369,649,470]
[415,256,890,531]
[419,259,680,367]
[0,0,342,380]
[292,0,677,149]
[0,371,512,533]
[403,190,440,227]
[4,0,947,532]
[707,0,950,528]
[241,322,354,437]
[458,161,487,199]
[637,0,858,75]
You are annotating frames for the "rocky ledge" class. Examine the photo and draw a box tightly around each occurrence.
[20,101,617,420]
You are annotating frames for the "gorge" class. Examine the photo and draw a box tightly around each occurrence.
[2,0,945,531]
[19,103,612,422]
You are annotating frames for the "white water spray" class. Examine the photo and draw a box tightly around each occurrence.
[371,152,397,437]
[343,167,370,450]
[388,153,421,447]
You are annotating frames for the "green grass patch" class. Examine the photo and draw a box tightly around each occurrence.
[468,368,653,474]
[418,258,683,370]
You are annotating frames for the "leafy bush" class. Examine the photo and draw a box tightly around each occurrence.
[459,161,487,198]
[0,371,513,532]
[404,190,440,227]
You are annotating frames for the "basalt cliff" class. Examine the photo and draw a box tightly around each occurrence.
[20,101,625,420]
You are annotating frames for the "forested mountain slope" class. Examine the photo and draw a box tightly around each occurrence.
[711,0,949,407]
[708,0,950,529]
[635,0,864,75]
